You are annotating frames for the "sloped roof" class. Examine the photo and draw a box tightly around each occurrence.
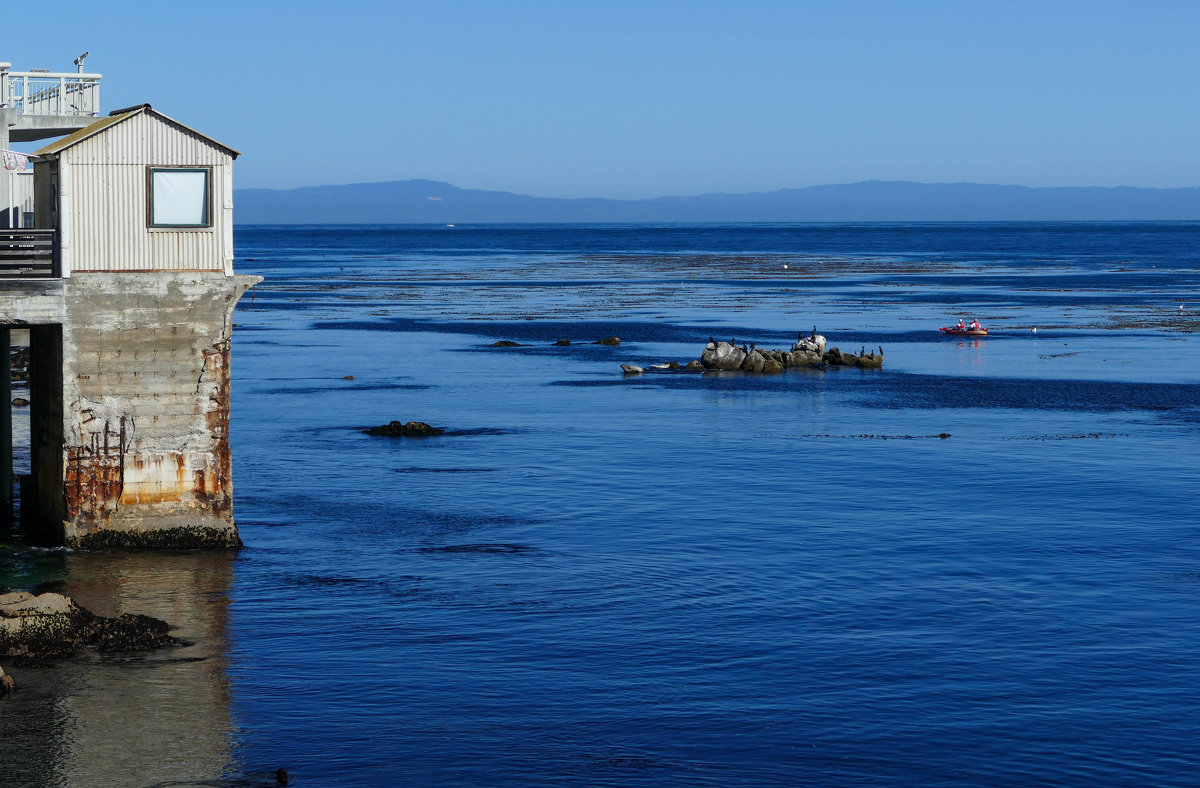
[34,104,240,159]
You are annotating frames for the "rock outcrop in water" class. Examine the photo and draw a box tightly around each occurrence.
[0,591,185,659]
[364,420,446,437]
[699,332,882,373]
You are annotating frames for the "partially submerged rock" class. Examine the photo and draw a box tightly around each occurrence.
[699,332,883,373]
[594,337,621,346]
[701,341,751,371]
[824,347,883,368]
[0,591,185,658]
[364,420,446,437]
[620,364,644,375]
[489,340,525,348]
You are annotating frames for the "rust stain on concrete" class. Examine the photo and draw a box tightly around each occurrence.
[119,452,191,505]
[195,339,233,516]
[65,415,129,525]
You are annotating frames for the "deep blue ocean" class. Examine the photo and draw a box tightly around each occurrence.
[3,222,1199,787]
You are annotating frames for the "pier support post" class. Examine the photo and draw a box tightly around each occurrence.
[1,326,11,521]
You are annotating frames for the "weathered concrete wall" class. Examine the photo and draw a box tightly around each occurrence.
[0,279,67,323]
[1,272,259,547]
[56,273,259,547]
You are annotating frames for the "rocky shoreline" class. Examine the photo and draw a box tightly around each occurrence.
[0,591,186,694]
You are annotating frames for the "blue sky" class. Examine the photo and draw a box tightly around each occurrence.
[7,0,1198,197]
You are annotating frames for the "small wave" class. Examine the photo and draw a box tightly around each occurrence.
[394,467,497,474]
[417,543,537,555]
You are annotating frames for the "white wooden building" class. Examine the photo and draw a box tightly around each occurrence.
[1,100,259,548]
[32,104,238,276]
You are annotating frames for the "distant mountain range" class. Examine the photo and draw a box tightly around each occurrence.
[233,179,1200,224]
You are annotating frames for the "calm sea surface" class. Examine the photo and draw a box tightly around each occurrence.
[2,222,1199,787]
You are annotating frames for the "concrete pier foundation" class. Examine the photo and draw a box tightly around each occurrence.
[1,272,259,547]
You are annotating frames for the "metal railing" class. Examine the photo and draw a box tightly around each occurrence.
[0,69,101,117]
[0,229,57,277]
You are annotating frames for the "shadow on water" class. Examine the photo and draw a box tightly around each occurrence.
[851,372,1200,414]
[416,543,540,556]
[0,551,247,787]
[553,367,1200,420]
[318,316,802,345]
[258,381,432,395]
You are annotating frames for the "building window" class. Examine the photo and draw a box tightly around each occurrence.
[148,167,211,227]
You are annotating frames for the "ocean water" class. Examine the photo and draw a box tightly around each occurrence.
[2,222,1199,787]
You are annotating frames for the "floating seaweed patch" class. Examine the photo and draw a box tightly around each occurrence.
[364,421,445,437]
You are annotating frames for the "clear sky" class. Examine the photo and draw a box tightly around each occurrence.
[6,0,1198,197]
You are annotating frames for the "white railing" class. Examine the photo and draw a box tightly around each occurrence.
[0,67,101,117]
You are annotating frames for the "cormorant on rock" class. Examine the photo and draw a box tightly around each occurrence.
[797,331,804,341]
[812,326,818,337]
[878,346,884,356]
[750,343,756,351]
[709,336,716,345]
[731,338,737,346]
[861,346,866,356]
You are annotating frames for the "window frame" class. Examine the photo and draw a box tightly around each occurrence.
[146,165,214,229]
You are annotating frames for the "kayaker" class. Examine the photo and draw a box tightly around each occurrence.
[969,319,981,330]
[956,319,966,330]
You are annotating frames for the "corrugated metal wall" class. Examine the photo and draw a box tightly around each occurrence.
[1,170,33,229]
[63,112,233,272]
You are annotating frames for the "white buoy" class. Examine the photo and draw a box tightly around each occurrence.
[1031,327,1038,333]
[783,263,789,269]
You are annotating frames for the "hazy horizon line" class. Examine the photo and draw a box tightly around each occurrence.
[234,177,1200,200]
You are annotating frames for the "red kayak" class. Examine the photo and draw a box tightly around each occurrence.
[940,326,988,336]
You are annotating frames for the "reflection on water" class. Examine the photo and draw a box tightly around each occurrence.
[0,551,236,787]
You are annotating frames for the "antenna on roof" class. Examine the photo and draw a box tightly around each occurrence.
[74,51,89,73]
